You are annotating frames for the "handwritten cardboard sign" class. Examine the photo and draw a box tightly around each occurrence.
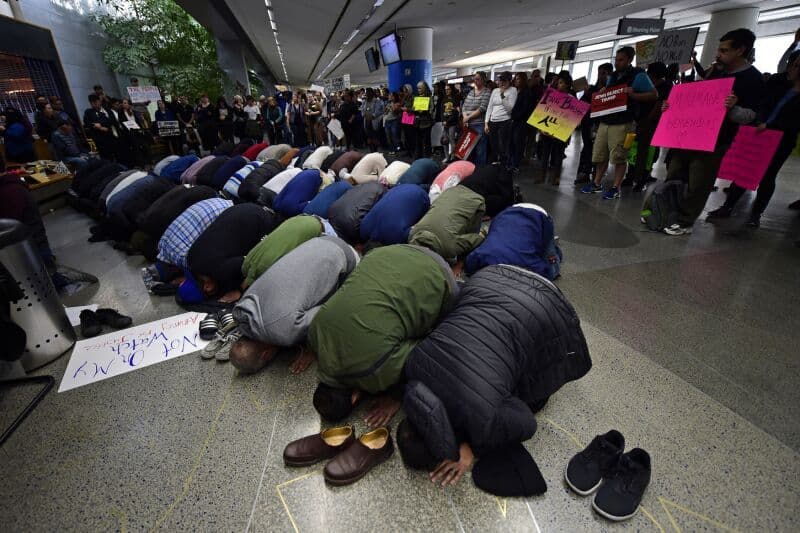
[59,312,208,392]
[590,84,628,118]
[413,96,431,112]
[651,77,734,152]
[718,126,783,190]
[528,87,591,142]
[653,28,699,67]
[636,38,657,67]
[127,86,160,104]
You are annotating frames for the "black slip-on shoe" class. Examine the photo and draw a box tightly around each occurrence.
[565,430,624,496]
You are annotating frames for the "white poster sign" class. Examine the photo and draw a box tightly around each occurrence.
[309,84,326,94]
[324,74,351,93]
[127,85,161,103]
[653,28,699,67]
[327,118,344,140]
[59,312,208,392]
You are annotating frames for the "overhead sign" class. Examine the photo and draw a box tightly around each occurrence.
[590,84,628,118]
[127,85,160,103]
[527,87,590,142]
[617,17,666,36]
[653,27,699,66]
[323,74,351,93]
[555,41,579,61]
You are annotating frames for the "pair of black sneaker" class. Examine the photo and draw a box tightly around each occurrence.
[564,430,651,522]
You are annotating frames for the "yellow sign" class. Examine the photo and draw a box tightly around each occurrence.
[527,88,590,142]
[413,96,431,112]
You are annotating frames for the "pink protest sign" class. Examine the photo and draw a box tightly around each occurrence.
[401,111,415,125]
[718,126,783,190]
[528,87,591,142]
[651,78,734,152]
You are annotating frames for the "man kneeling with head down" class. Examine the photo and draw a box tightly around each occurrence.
[397,265,592,494]
[307,244,459,428]
[230,236,359,374]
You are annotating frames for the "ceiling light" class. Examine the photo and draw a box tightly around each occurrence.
[316,0,384,79]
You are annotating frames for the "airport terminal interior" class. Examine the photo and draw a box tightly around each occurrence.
[1,0,799,531]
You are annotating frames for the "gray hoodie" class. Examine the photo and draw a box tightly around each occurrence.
[233,236,359,346]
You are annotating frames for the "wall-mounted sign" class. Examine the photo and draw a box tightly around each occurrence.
[617,17,666,36]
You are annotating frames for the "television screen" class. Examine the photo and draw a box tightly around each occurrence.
[365,47,379,72]
[555,41,579,61]
[379,32,401,65]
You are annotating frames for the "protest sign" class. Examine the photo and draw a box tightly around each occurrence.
[401,111,416,125]
[636,38,657,67]
[309,84,326,93]
[327,118,344,140]
[413,96,431,112]
[573,77,589,93]
[653,28,699,67]
[156,120,180,137]
[127,86,160,103]
[590,84,628,118]
[556,41,579,61]
[651,77,734,152]
[324,74,351,92]
[528,87,590,142]
[453,127,480,161]
[718,126,783,190]
[59,312,208,392]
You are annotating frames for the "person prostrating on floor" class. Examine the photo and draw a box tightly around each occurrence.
[307,244,460,428]
[398,265,592,492]
[229,236,359,374]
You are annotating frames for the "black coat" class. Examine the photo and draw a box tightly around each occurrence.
[327,181,385,244]
[404,265,592,460]
[135,185,218,239]
[238,160,285,202]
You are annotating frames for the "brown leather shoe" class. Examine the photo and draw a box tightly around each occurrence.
[323,427,394,486]
[283,425,355,467]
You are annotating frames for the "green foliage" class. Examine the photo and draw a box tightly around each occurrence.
[92,0,229,100]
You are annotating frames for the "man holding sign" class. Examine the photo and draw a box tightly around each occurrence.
[656,29,765,236]
[582,46,657,200]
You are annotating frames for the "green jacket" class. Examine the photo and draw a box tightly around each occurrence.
[242,215,322,286]
[408,185,486,261]
[310,245,457,393]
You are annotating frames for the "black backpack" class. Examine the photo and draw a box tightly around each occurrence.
[641,180,684,231]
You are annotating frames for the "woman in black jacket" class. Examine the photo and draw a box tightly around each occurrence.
[116,98,149,167]
[216,96,234,143]
[195,94,218,152]
[509,72,538,170]
[707,51,800,228]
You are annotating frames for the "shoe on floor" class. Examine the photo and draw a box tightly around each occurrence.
[565,430,624,496]
[581,183,602,194]
[214,328,242,361]
[706,206,732,220]
[663,224,692,236]
[323,427,394,486]
[95,308,132,329]
[79,310,103,338]
[592,448,651,522]
[602,186,620,200]
[284,425,356,467]
[746,213,761,228]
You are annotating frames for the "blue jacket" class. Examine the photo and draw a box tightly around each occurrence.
[161,155,199,183]
[303,180,352,218]
[272,169,322,217]
[360,184,430,244]
[3,122,34,161]
[398,158,441,186]
[465,205,556,278]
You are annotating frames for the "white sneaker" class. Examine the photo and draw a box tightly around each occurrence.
[663,224,692,236]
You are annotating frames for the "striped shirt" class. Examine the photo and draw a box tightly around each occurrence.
[223,161,263,198]
[461,87,491,125]
[157,198,232,269]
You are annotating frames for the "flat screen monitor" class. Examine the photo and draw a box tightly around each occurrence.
[365,47,379,72]
[379,32,401,65]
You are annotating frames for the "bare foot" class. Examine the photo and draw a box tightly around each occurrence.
[218,289,241,304]
[289,345,315,374]
[364,394,400,428]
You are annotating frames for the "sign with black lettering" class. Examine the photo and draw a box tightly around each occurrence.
[653,28,699,66]
[617,18,666,36]
[156,120,180,137]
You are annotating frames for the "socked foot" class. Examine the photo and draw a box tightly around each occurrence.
[364,395,401,428]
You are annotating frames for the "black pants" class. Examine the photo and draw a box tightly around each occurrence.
[489,119,513,166]
[578,119,594,174]
[416,125,432,158]
[538,134,566,170]
[291,123,307,147]
[509,120,530,169]
[724,134,797,216]
[403,124,416,155]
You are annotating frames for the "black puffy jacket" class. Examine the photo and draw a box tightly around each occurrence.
[238,160,284,202]
[327,181,385,244]
[404,265,591,460]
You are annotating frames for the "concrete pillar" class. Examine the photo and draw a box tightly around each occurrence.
[387,27,432,92]
[701,8,760,67]
[215,37,250,96]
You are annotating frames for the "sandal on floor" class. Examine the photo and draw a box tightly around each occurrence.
[199,312,221,341]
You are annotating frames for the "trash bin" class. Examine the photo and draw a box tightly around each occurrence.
[0,218,75,371]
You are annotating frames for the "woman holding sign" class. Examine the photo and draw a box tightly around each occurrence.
[116,98,149,168]
[413,82,435,159]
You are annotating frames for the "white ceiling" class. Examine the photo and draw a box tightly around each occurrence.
[198,0,800,86]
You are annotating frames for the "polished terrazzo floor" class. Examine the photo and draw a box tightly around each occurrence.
[2,139,799,532]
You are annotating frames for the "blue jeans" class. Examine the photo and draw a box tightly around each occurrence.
[384,119,401,151]
[543,239,563,280]
[468,122,488,165]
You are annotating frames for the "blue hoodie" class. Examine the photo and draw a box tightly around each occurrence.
[360,184,430,244]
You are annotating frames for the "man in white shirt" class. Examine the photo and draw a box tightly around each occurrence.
[485,71,517,167]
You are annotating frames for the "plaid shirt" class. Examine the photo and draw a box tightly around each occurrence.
[158,198,232,269]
